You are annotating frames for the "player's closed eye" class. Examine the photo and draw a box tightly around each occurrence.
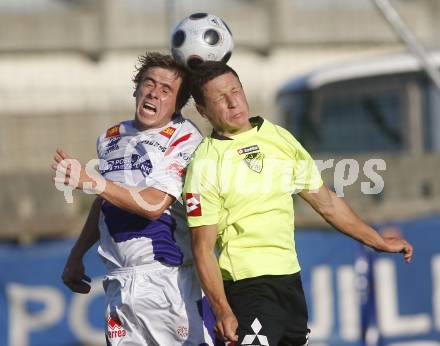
[214,95,225,104]
[143,79,155,88]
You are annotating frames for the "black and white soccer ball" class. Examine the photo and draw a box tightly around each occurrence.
[170,13,234,69]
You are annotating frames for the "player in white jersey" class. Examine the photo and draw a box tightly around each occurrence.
[52,52,215,345]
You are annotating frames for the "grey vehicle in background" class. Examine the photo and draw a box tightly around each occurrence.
[277,51,440,225]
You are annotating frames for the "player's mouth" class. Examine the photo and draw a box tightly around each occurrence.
[141,101,157,116]
[231,111,244,119]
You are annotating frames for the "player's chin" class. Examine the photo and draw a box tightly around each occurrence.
[136,113,156,127]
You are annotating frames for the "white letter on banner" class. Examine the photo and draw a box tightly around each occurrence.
[314,159,335,175]
[375,259,431,336]
[308,266,333,339]
[361,159,386,195]
[338,266,359,341]
[432,255,440,330]
[334,159,359,197]
[69,277,105,345]
[7,283,64,346]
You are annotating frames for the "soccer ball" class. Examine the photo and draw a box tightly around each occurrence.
[170,13,234,69]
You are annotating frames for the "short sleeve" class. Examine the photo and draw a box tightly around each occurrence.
[183,148,221,227]
[276,125,323,192]
[292,140,323,191]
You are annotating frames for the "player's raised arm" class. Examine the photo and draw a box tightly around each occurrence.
[52,148,174,220]
[299,184,413,263]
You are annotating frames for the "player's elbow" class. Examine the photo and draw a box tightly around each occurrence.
[315,189,339,221]
[147,213,161,221]
[143,208,165,221]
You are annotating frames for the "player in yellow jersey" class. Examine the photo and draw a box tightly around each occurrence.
[183,62,413,345]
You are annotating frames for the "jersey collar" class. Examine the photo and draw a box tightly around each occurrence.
[211,116,264,140]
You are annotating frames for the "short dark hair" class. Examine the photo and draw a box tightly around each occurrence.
[132,52,190,111]
[189,61,240,106]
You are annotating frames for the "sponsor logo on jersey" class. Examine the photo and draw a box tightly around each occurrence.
[106,124,121,138]
[186,193,202,217]
[99,154,153,177]
[178,151,192,162]
[237,145,259,155]
[244,152,264,173]
[160,126,176,138]
[104,136,121,156]
[168,162,186,177]
[107,315,127,339]
[239,145,264,173]
[139,139,167,153]
[165,133,192,156]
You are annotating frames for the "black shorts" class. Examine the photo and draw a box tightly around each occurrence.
[223,272,310,346]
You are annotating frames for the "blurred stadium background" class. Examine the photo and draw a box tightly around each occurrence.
[0,0,439,345]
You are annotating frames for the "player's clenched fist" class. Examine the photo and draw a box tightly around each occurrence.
[62,256,91,294]
[215,309,239,343]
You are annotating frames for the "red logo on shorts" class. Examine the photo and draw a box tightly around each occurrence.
[177,326,189,337]
[186,193,202,217]
[107,316,126,339]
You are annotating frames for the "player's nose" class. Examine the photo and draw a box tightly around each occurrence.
[226,95,237,108]
[147,86,159,98]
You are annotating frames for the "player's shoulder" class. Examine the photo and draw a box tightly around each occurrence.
[189,135,221,163]
[171,114,203,139]
[97,120,132,144]
[160,115,203,155]
[263,118,301,147]
[260,117,288,136]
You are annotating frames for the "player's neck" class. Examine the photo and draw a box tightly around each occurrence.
[133,119,169,132]
[216,121,253,138]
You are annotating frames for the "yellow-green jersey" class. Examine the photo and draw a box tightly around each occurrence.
[183,117,323,281]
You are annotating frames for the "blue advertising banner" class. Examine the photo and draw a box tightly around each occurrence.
[0,240,106,346]
[297,214,440,346]
[0,214,439,346]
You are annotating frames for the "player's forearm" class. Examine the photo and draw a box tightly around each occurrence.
[193,245,233,317]
[69,197,101,259]
[323,192,386,250]
[98,180,170,220]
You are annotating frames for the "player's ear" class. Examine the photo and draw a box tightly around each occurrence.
[195,104,207,118]
[133,87,138,98]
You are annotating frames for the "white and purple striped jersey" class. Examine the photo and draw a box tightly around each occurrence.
[95,114,203,271]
